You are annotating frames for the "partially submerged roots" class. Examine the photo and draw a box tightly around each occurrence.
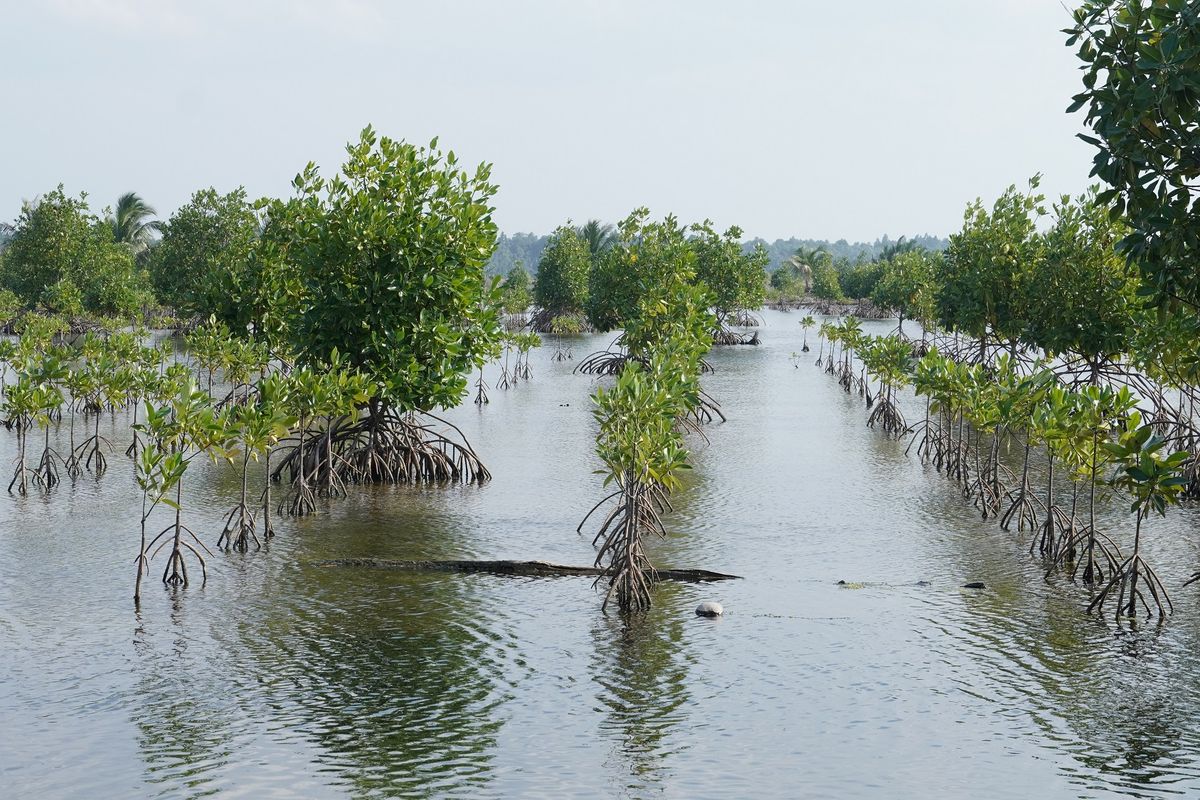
[218,503,259,552]
[712,324,760,346]
[1049,525,1122,585]
[1031,505,1074,559]
[273,406,491,513]
[32,444,63,491]
[577,348,716,378]
[726,309,762,328]
[1088,552,1173,622]
[576,349,632,377]
[581,479,669,613]
[145,520,212,589]
[866,393,907,438]
[473,372,490,405]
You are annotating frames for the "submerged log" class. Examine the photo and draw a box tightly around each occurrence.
[315,558,741,583]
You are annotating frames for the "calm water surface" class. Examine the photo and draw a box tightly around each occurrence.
[4,310,1200,798]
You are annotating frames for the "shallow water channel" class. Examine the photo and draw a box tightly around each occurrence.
[5,310,1200,798]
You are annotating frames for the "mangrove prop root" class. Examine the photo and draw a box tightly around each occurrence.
[1088,553,1173,621]
[867,394,908,438]
[1048,525,1122,585]
[145,518,212,590]
[1031,506,1075,560]
[580,478,674,613]
[273,408,492,490]
[218,503,259,552]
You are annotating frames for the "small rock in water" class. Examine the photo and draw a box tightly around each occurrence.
[915,580,932,587]
[836,580,847,585]
[962,581,986,590]
[695,601,724,617]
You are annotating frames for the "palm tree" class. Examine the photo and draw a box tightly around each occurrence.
[107,192,162,259]
[875,235,921,262]
[576,219,617,259]
[784,245,830,294]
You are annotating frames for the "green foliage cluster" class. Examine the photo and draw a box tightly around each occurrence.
[810,261,845,300]
[936,179,1044,344]
[1067,0,1200,309]
[150,187,261,322]
[870,249,939,327]
[931,181,1144,365]
[689,221,768,318]
[275,126,504,414]
[533,225,591,318]
[0,187,149,317]
[1026,189,1140,361]
[839,260,883,300]
[587,209,695,331]
[500,265,532,314]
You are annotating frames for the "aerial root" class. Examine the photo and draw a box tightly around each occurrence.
[867,397,908,438]
[1088,553,1173,621]
[218,503,259,552]
[1046,525,1122,585]
[273,410,492,501]
[999,485,1043,532]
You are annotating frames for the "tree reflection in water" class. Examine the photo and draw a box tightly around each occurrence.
[589,582,695,796]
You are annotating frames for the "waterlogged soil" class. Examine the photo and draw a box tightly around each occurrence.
[5,311,1200,798]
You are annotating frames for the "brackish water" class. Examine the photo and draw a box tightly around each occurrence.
[5,310,1200,799]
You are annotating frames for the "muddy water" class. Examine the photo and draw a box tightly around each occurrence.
[4,311,1200,798]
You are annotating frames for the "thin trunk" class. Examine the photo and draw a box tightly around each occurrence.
[263,449,273,539]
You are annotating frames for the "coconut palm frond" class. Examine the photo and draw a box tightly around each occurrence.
[576,219,617,258]
[108,192,162,255]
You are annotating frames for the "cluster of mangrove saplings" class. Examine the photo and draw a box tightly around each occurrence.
[524,210,767,346]
[473,331,540,405]
[814,316,1196,623]
[1,130,765,616]
[576,218,723,612]
[0,319,506,602]
[791,174,1200,624]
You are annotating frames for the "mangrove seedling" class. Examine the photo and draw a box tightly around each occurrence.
[1088,414,1187,621]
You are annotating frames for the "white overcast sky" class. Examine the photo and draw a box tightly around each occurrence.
[0,0,1093,242]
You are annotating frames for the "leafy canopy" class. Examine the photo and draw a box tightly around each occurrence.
[533,225,591,316]
[690,221,768,317]
[500,264,532,314]
[151,187,260,321]
[0,186,147,316]
[279,125,503,412]
[587,208,695,331]
[936,179,1044,343]
[1068,0,1200,309]
[1024,189,1142,361]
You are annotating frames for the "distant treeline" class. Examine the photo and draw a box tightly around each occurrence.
[487,230,948,275]
[0,219,946,278]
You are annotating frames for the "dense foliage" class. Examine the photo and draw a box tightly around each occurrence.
[586,209,696,331]
[871,249,938,328]
[934,180,1044,350]
[1068,0,1200,309]
[532,225,591,320]
[500,265,532,314]
[810,261,845,300]
[689,221,768,320]
[0,187,148,317]
[150,187,261,323]
[278,126,503,414]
